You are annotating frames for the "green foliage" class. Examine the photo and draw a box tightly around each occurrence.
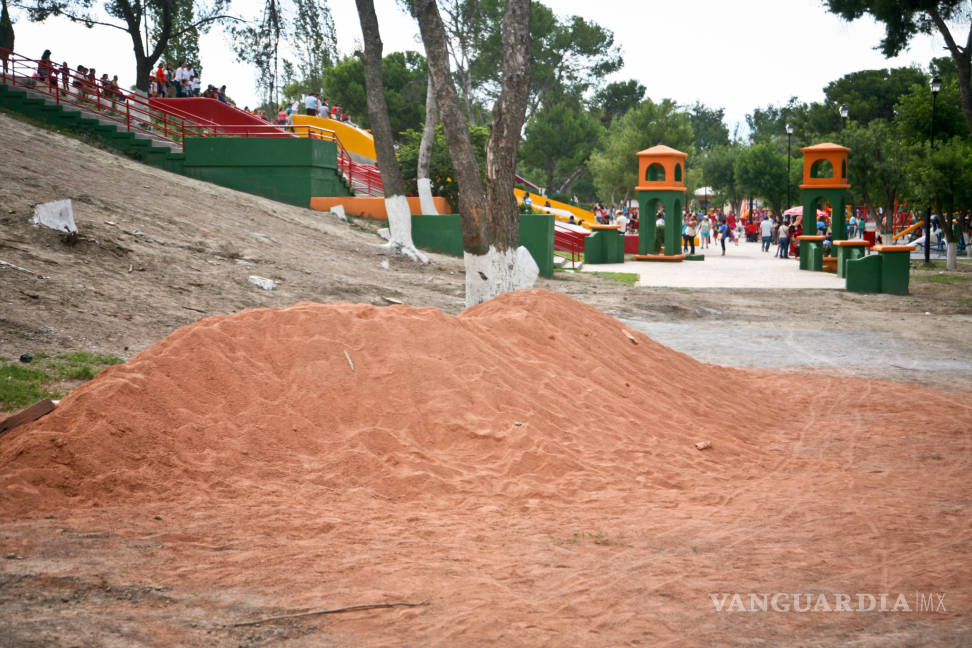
[323,51,427,135]
[282,0,337,96]
[894,74,970,143]
[519,96,603,193]
[688,102,730,153]
[593,79,645,124]
[1,0,15,53]
[588,98,693,200]
[823,0,968,58]
[733,140,788,215]
[590,271,639,286]
[468,0,622,118]
[906,136,972,241]
[841,119,915,225]
[824,67,926,124]
[397,123,489,208]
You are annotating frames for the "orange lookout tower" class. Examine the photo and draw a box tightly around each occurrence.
[798,142,851,270]
[635,145,688,256]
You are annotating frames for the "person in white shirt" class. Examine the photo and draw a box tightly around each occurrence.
[759,215,775,252]
[614,212,629,233]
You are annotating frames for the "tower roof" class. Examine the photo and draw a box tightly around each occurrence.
[637,145,687,157]
[801,142,850,154]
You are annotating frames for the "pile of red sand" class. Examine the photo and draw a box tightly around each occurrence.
[1,290,969,646]
[0,289,765,513]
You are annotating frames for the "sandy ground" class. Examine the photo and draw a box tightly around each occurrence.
[1,109,971,647]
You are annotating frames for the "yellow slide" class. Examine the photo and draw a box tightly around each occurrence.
[291,114,377,161]
[892,220,923,242]
[513,189,596,227]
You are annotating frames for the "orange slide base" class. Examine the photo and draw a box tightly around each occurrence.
[310,197,453,219]
[633,254,686,262]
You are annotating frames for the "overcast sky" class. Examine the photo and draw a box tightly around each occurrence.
[8,0,956,134]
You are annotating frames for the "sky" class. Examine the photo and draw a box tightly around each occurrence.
[7,0,957,135]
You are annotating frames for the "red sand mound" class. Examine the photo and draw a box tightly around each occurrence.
[0,290,762,513]
[1,290,969,646]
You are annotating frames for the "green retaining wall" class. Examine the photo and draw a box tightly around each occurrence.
[411,213,554,278]
[183,137,350,206]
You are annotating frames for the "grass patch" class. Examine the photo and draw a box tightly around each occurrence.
[590,271,639,286]
[554,250,584,263]
[913,273,972,286]
[0,353,124,412]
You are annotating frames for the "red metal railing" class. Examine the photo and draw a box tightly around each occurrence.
[1,47,383,196]
[554,222,588,266]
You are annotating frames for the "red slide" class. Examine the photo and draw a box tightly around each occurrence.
[150,98,290,137]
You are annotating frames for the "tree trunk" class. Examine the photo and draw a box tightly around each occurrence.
[355,0,427,262]
[554,165,584,196]
[417,72,439,215]
[414,0,534,306]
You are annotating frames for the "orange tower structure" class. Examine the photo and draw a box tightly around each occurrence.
[635,145,688,255]
[799,142,851,269]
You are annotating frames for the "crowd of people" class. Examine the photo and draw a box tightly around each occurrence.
[32,49,127,109]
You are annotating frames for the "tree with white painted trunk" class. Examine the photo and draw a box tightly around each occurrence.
[413,0,537,307]
[354,0,428,263]
[416,73,439,215]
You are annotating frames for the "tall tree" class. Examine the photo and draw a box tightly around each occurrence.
[2,0,16,73]
[285,0,336,94]
[823,67,926,124]
[414,0,535,306]
[825,0,972,133]
[322,51,427,135]
[519,95,602,195]
[231,0,283,107]
[733,140,788,216]
[416,72,439,213]
[688,102,730,152]
[588,98,693,203]
[592,79,645,124]
[354,0,426,262]
[23,0,232,91]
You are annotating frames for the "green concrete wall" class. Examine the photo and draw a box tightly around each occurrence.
[637,189,686,255]
[800,186,847,269]
[410,213,554,278]
[583,228,625,264]
[182,137,350,207]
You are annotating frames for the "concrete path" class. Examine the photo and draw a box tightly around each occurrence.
[581,239,846,289]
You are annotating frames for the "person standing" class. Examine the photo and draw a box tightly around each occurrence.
[683,215,697,254]
[778,219,791,259]
[759,213,774,252]
[655,209,666,253]
[304,92,319,116]
[718,218,729,256]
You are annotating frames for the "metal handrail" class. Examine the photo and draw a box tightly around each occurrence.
[1,47,383,195]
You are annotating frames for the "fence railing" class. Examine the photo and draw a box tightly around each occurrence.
[1,47,384,196]
[554,222,588,266]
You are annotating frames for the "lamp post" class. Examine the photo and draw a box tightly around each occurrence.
[925,76,942,265]
[839,104,849,130]
[785,123,793,210]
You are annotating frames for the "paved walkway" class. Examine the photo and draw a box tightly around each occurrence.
[581,240,846,289]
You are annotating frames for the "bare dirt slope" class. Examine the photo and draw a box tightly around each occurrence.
[0,110,467,362]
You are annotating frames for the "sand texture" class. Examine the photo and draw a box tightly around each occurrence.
[1,290,969,646]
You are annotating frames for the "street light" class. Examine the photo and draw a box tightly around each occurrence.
[925,76,942,265]
[839,104,849,129]
[785,123,793,210]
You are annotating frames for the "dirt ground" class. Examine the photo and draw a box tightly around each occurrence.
[1,109,971,647]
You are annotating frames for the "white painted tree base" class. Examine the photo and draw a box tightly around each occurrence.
[464,245,539,308]
[417,178,439,215]
[382,194,429,264]
[946,242,957,270]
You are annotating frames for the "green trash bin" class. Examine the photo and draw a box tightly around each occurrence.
[874,245,916,295]
[798,235,825,271]
[834,240,869,279]
[845,254,882,293]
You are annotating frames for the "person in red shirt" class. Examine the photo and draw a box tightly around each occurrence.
[155,63,166,86]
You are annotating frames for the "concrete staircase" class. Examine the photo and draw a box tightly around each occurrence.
[0,77,186,173]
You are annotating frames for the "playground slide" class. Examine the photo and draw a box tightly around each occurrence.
[291,115,377,161]
[893,221,923,241]
[513,189,596,227]
[150,98,286,136]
